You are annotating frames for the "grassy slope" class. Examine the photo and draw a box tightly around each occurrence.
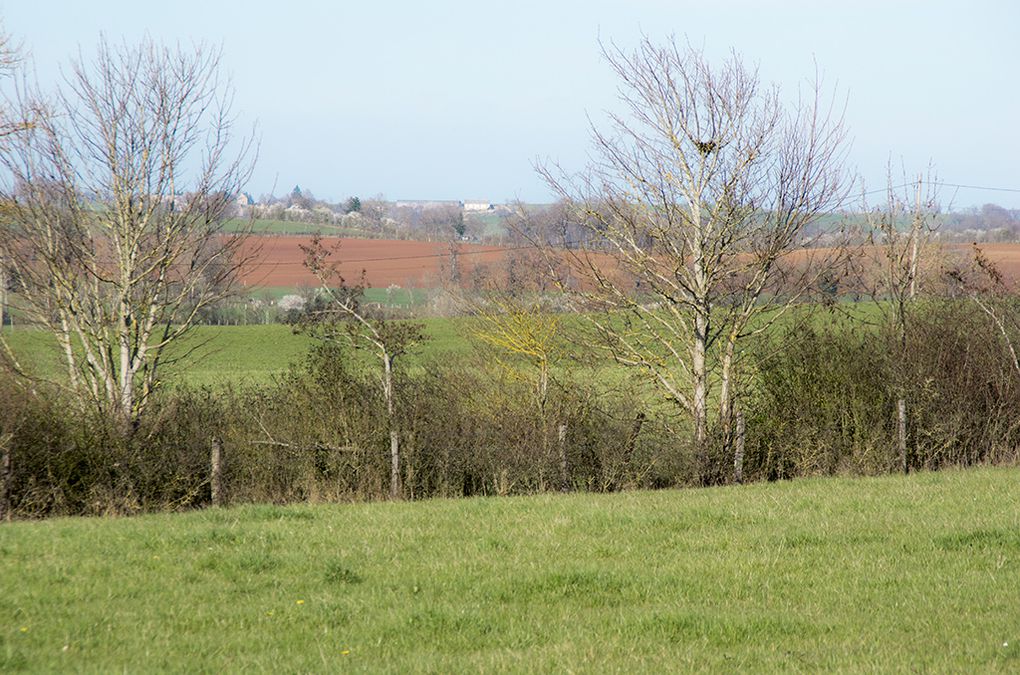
[1,468,1019,672]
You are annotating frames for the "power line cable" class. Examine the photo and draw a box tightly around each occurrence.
[933,182,1020,195]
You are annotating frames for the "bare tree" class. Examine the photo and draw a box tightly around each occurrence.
[0,38,255,427]
[419,203,464,241]
[956,247,1020,378]
[300,235,425,499]
[863,168,940,472]
[867,169,940,322]
[531,36,850,479]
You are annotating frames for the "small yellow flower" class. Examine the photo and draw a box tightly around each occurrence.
[296,599,305,605]
[19,627,28,633]
[341,650,350,656]
[266,611,274,617]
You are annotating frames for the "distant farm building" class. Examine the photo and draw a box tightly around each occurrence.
[394,200,461,210]
[463,200,494,212]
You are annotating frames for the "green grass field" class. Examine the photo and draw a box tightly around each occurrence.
[1,325,313,387]
[0,301,881,388]
[361,286,432,308]
[221,218,384,237]
[0,317,488,387]
[235,285,431,307]
[1,467,1018,671]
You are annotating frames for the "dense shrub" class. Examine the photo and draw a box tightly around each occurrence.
[744,301,1020,480]
[0,378,229,516]
[220,343,677,504]
[4,299,1020,518]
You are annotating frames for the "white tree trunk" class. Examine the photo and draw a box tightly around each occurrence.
[692,310,709,452]
[908,175,923,300]
[734,410,745,484]
[383,354,400,499]
[719,336,736,446]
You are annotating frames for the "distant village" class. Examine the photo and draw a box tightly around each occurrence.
[230,186,513,242]
[229,187,1020,245]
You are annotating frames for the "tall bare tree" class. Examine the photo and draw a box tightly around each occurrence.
[863,168,940,472]
[300,235,425,499]
[531,36,850,478]
[0,38,255,427]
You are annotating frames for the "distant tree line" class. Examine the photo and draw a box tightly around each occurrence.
[938,204,1020,242]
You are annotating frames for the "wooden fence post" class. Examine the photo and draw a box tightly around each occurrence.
[211,436,223,508]
[1,433,12,521]
[897,397,908,474]
[558,423,570,492]
[733,411,745,484]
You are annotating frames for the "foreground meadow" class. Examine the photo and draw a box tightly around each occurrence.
[1,467,1018,672]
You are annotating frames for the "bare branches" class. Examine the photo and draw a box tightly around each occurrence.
[534,35,851,465]
[0,38,256,426]
[0,26,28,140]
[297,234,426,499]
[863,165,941,318]
[953,245,1020,381]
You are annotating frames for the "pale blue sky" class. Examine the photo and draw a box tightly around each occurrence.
[4,1,1019,207]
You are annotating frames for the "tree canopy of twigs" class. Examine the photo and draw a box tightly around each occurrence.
[525,36,851,477]
[0,37,256,428]
[862,167,941,323]
[857,167,940,472]
[0,25,24,139]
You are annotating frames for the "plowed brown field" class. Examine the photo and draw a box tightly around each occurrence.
[238,236,1020,290]
[238,236,517,289]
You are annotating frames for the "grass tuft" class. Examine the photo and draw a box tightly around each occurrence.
[323,562,363,585]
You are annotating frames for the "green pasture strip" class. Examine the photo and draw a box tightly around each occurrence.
[0,301,893,389]
[221,219,378,237]
[0,326,314,388]
[238,286,431,306]
[169,325,315,386]
[0,319,502,388]
[243,286,303,301]
[1,467,1018,672]
[361,287,431,308]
